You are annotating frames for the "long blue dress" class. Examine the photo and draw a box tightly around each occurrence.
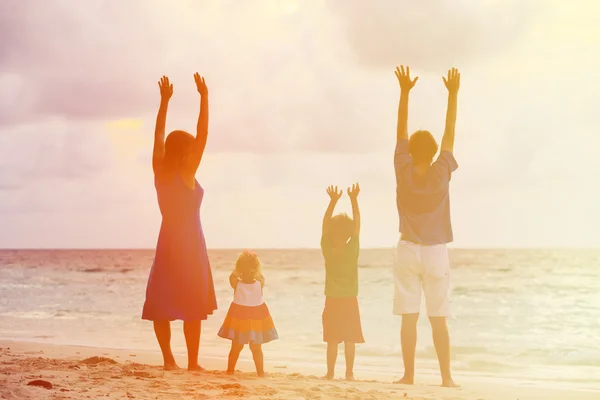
[142,173,217,321]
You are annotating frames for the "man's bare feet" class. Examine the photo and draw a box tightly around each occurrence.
[393,375,414,385]
[187,364,205,372]
[345,373,355,381]
[442,378,460,388]
[226,369,235,375]
[163,362,180,371]
[257,371,265,377]
[323,373,334,380]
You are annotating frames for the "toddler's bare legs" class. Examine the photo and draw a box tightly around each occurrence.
[249,343,264,377]
[153,320,179,370]
[227,342,244,374]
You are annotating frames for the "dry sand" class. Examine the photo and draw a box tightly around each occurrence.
[0,340,598,400]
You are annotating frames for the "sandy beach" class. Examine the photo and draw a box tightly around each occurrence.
[0,340,597,400]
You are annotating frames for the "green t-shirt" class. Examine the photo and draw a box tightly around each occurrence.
[321,234,360,298]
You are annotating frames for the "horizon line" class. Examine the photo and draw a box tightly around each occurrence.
[1,246,599,251]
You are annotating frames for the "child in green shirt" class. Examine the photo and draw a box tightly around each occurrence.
[320,183,365,380]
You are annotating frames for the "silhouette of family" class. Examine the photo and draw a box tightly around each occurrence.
[141,65,461,388]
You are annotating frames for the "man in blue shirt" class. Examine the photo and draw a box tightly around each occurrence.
[393,65,460,387]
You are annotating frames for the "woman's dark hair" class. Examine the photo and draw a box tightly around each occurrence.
[163,130,194,173]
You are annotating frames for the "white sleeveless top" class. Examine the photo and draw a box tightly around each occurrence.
[233,281,264,307]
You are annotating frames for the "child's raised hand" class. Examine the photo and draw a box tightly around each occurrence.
[158,76,173,101]
[347,183,360,199]
[326,185,343,201]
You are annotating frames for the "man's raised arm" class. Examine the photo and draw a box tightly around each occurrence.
[395,65,418,144]
[440,68,460,154]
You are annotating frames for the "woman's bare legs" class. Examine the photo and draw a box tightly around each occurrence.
[183,320,202,371]
[249,343,264,377]
[153,320,179,370]
[227,342,244,374]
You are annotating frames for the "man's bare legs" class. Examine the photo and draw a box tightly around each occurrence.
[249,343,265,377]
[183,320,203,371]
[344,342,356,380]
[429,316,458,387]
[396,313,419,384]
[153,320,178,370]
[325,342,338,379]
[226,342,244,374]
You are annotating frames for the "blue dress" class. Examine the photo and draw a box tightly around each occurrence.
[142,174,217,321]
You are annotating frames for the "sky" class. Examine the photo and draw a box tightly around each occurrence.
[1,0,599,249]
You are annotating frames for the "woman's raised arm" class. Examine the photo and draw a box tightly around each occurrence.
[152,76,173,174]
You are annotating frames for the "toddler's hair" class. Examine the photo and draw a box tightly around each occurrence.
[234,249,262,280]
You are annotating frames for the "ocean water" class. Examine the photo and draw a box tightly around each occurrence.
[0,249,599,390]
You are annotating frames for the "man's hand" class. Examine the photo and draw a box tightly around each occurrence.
[395,65,418,92]
[347,183,360,200]
[443,67,460,94]
[326,185,343,201]
[158,76,173,101]
[194,72,208,96]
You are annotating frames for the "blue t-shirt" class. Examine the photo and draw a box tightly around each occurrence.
[394,139,458,245]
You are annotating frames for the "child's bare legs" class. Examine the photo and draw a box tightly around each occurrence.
[344,342,356,380]
[183,321,202,371]
[325,342,338,379]
[249,343,264,377]
[227,342,244,374]
[153,320,178,370]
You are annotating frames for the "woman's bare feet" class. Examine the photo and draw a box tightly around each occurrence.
[442,378,460,388]
[187,363,205,372]
[226,369,235,375]
[393,375,414,385]
[163,362,180,371]
[323,373,334,380]
[345,373,355,381]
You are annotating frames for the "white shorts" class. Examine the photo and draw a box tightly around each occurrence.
[393,239,451,317]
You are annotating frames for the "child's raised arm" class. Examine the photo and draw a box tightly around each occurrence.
[152,76,173,175]
[323,185,342,235]
[347,183,360,235]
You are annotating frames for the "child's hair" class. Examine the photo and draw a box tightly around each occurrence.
[234,249,262,280]
[328,213,354,241]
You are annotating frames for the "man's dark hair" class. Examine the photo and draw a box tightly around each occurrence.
[409,130,439,165]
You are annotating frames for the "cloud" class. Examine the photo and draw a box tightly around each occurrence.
[0,119,113,188]
[325,0,541,72]
[3,0,522,155]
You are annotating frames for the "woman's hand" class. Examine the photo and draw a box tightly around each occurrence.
[158,76,173,102]
[194,72,208,97]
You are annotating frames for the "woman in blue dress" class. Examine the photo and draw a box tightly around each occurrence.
[142,73,217,370]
